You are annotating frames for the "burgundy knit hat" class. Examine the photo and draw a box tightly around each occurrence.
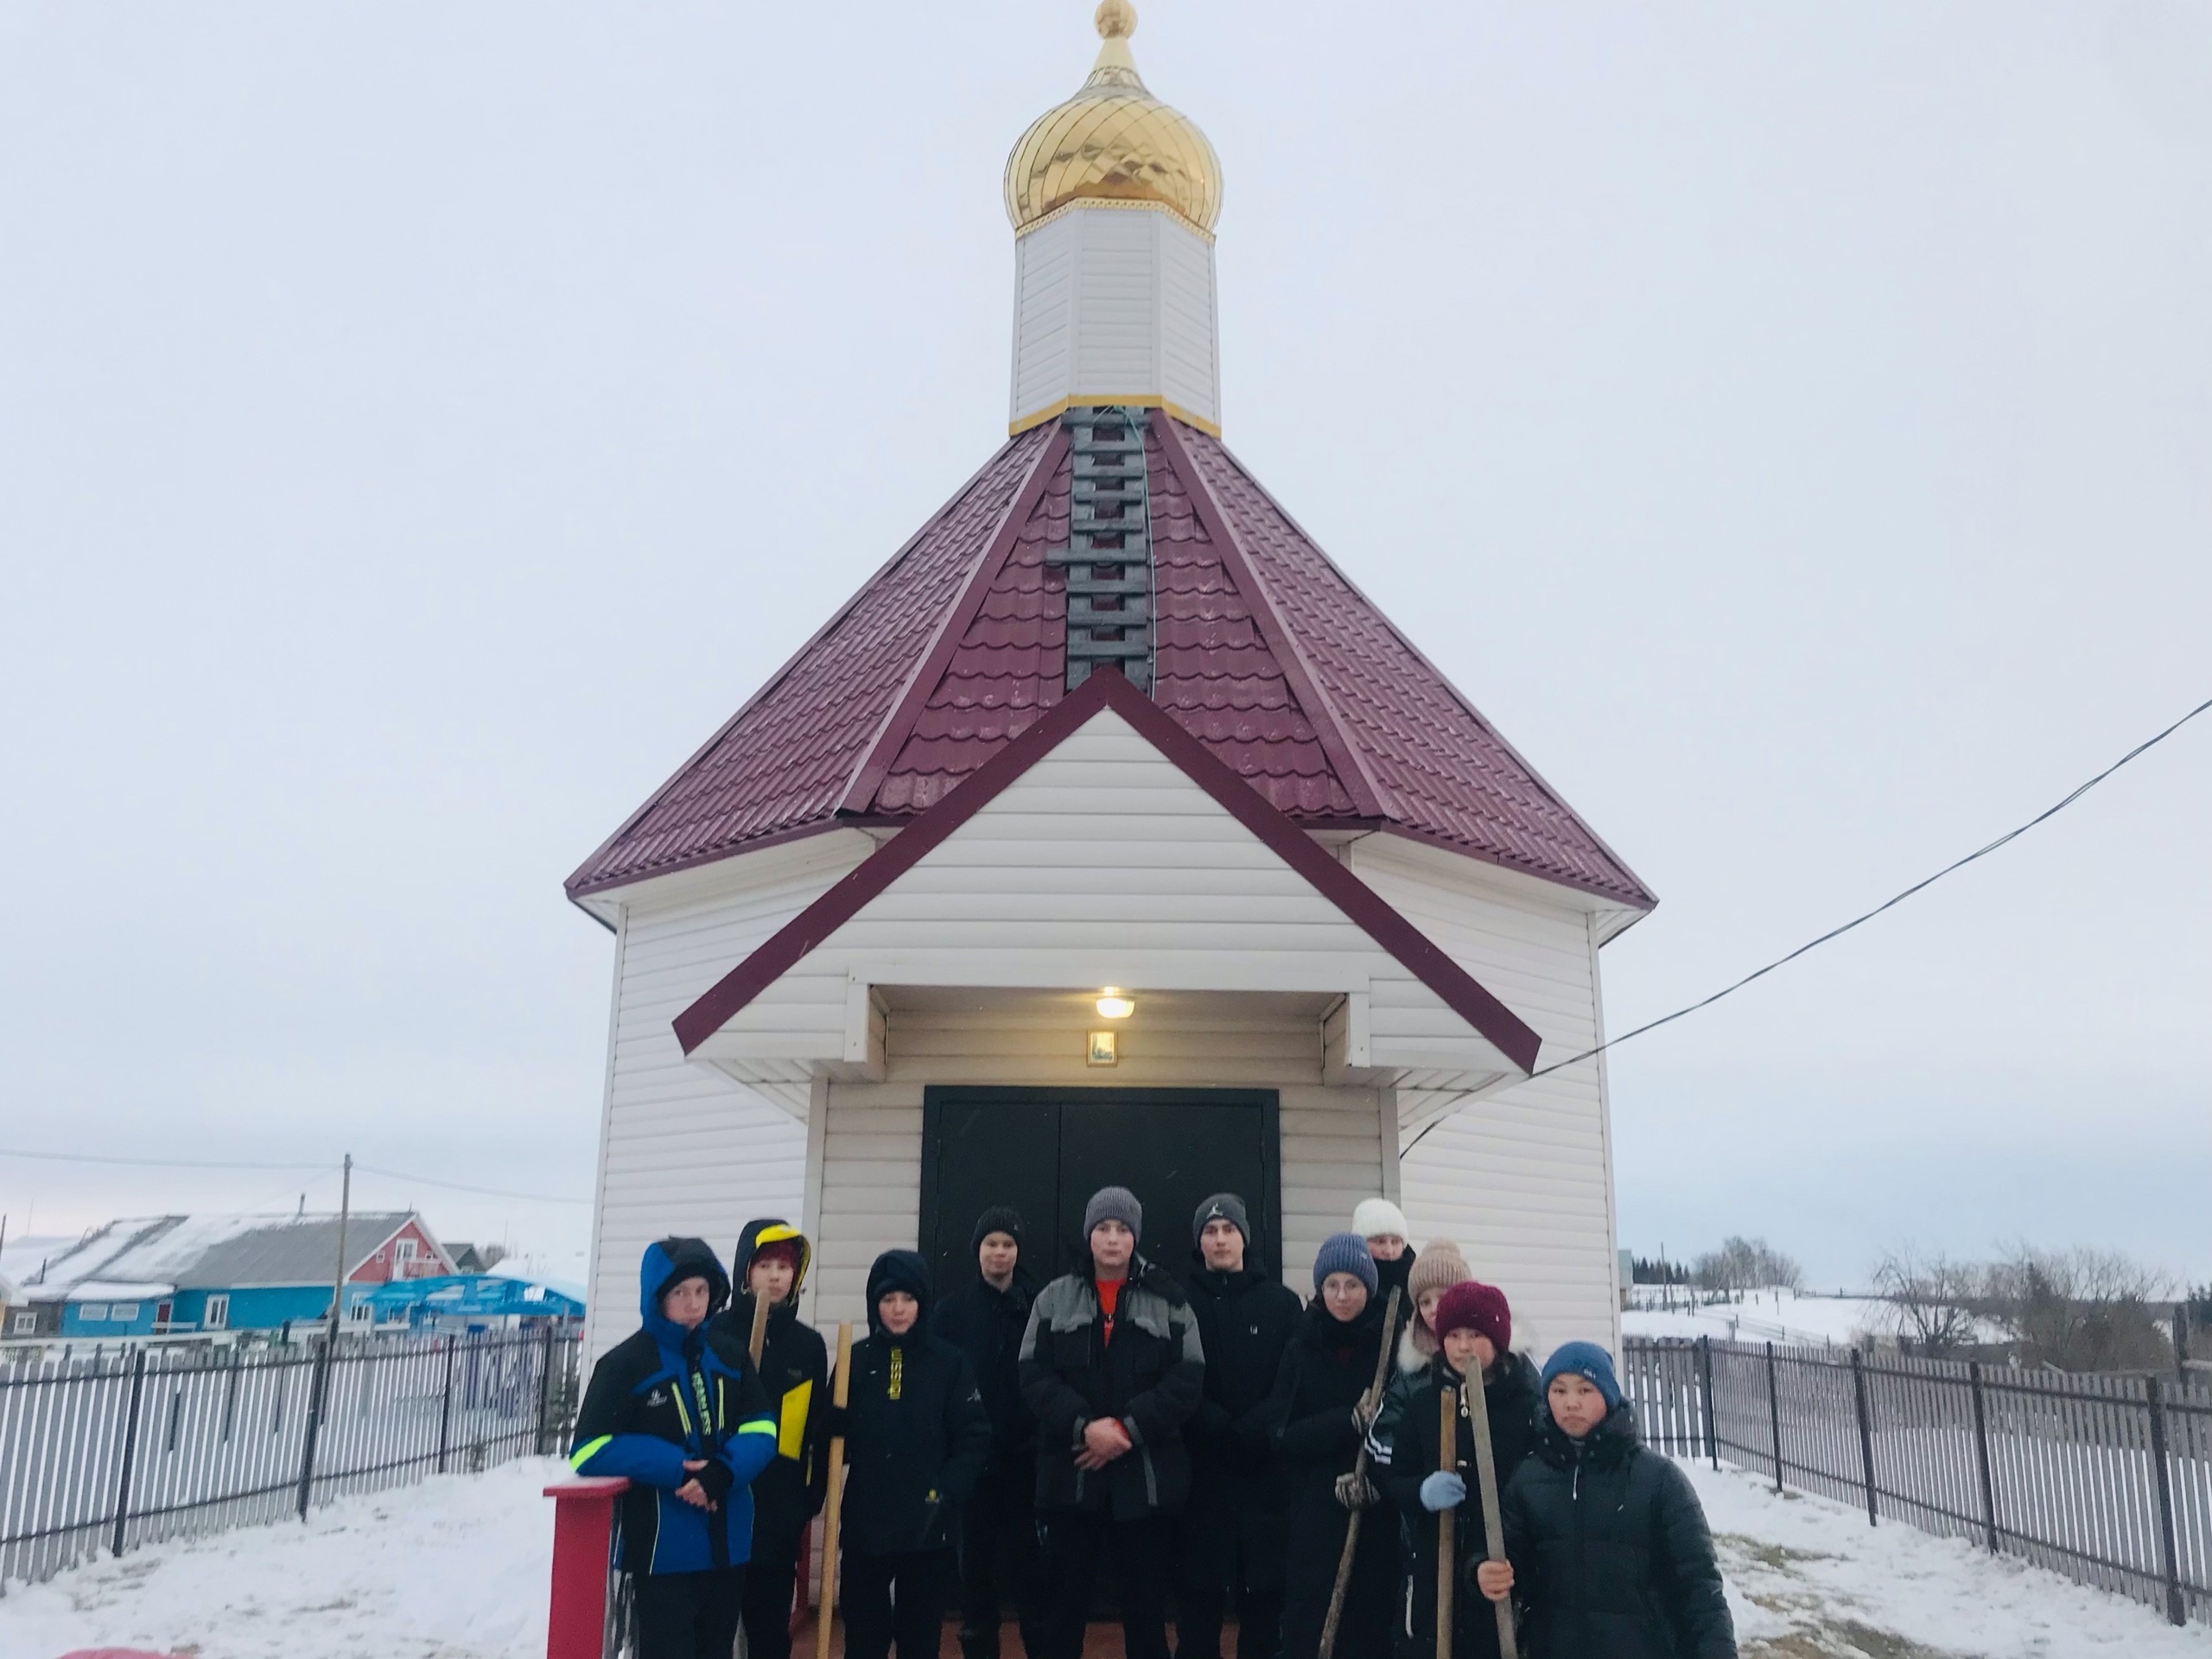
[1433,1281,1511,1355]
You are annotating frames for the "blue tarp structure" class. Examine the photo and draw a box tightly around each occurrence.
[361,1273,584,1328]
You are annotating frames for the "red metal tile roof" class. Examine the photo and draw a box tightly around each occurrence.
[569,412,1652,910]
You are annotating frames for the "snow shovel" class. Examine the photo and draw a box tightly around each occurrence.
[813,1321,854,1659]
[1319,1286,1400,1659]
[1436,1386,1456,1659]
[1462,1364,1519,1659]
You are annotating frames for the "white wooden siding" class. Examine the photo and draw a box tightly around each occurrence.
[692,710,1516,1087]
[1351,836,1621,1357]
[1009,207,1221,431]
[583,832,874,1358]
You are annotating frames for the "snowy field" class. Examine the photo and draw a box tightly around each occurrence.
[1625,1287,1899,1348]
[2,1456,2206,1659]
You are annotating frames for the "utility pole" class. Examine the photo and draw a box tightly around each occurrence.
[327,1154,353,1338]
[296,1154,353,1522]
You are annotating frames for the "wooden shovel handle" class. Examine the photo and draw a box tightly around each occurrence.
[813,1321,854,1659]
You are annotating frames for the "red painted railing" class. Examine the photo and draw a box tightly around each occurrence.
[543,1477,628,1659]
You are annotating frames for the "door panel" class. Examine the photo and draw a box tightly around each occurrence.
[921,1089,1280,1296]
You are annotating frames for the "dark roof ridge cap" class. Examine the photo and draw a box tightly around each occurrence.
[672,668,1541,1073]
[840,423,1071,816]
[562,429,1049,902]
[1151,411,1393,823]
[1172,420,1658,910]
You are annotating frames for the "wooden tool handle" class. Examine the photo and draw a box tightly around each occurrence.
[1436,1386,1457,1659]
[747,1283,772,1370]
[1319,1287,1402,1659]
[1462,1363,1519,1659]
[812,1321,854,1659]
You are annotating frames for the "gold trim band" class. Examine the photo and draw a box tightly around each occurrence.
[1010,394,1221,439]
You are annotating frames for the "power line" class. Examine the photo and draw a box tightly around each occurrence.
[0,1146,588,1206]
[1408,690,2212,1152]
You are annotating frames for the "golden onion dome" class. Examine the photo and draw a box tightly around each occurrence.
[1004,1,1223,237]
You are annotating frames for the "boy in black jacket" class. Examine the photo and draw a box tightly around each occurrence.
[839,1249,994,1659]
[706,1219,829,1659]
[1178,1192,1300,1659]
[933,1206,1046,1659]
[569,1237,778,1659]
[1477,1343,1737,1659]
[1019,1186,1205,1659]
[1382,1281,1540,1659]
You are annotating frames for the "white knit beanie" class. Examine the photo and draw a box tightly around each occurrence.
[1352,1198,1410,1243]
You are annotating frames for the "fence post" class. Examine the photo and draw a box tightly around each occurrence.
[1764,1342,1783,1492]
[435,1338,458,1474]
[1698,1336,1718,1470]
[109,1350,149,1558]
[2178,1303,2192,1386]
[536,1323,558,1455]
[1967,1360,1999,1554]
[1850,1348,1878,1526]
[296,1332,334,1521]
[2145,1377,2187,1627]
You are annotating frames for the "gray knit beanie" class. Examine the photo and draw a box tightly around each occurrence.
[1312,1231,1378,1296]
[1083,1185,1142,1242]
[1192,1192,1249,1247]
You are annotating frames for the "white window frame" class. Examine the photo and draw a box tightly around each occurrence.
[78,1303,110,1323]
[109,1303,140,1322]
[9,1312,34,1335]
[347,1300,373,1324]
[204,1294,230,1331]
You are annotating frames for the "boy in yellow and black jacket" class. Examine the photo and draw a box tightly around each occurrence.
[707,1219,830,1659]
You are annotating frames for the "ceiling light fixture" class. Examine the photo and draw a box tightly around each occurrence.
[1095,988,1135,1020]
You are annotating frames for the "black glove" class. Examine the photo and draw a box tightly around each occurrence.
[819,1403,850,1440]
[691,1459,734,1505]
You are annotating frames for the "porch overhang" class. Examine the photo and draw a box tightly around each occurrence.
[671,671,1545,1117]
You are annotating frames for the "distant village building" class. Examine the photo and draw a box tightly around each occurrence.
[567,9,1656,1356]
[6,1211,454,1338]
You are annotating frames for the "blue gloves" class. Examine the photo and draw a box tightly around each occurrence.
[1420,1470,1467,1511]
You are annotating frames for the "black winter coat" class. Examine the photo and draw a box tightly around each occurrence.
[1020,1255,1205,1519]
[706,1292,829,1545]
[1382,1353,1541,1659]
[841,1270,993,1559]
[1181,1263,1301,1502]
[1266,1298,1395,1659]
[1499,1404,1736,1659]
[935,1274,1037,1471]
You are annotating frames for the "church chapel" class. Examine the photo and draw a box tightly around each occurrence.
[568,4,1656,1355]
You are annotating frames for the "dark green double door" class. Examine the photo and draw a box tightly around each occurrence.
[918,1087,1281,1296]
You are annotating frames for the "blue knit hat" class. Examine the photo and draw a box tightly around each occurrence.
[1312,1231,1378,1296]
[1541,1340,1622,1409]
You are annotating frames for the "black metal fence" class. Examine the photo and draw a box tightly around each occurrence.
[0,1326,580,1589]
[1623,1336,2212,1629]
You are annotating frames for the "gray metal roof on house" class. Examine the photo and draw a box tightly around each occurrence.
[26,1212,429,1293]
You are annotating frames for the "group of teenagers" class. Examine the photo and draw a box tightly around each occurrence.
[571,1191,1737,1659]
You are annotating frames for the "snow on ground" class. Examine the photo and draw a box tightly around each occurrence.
[1688,1458,2212,1657]
[0,1459,556,1659]
[3,1452,2206,1659]
[1626,1288,1898,1348]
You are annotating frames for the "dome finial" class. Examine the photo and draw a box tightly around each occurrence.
[1096,0,1136,41]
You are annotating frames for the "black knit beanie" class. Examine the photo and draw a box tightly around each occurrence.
[971,1206,1026,1253]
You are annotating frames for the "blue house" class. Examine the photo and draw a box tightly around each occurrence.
[12,1211,457,1338]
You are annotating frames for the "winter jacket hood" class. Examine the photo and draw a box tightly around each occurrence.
[865,1249,935,1336]
[639,1236,731,1344]
[732,1217,813,1299]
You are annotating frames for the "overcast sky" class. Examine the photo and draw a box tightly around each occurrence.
[3,2,2206,1290]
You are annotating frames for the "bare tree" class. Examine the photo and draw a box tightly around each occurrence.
[1985,1244,2175,1373]
[1693,1236,1804,1294]
[478,1243,510,1269]
[1871,1247,1985,1353]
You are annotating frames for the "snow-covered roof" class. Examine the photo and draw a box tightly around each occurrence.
[26,1211,433,1293]
[490,1260,588,1306]
[63,1281,175,1301]
[0,1233,75,1287]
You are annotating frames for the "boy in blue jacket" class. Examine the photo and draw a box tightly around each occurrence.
[571,1236,779,1659]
